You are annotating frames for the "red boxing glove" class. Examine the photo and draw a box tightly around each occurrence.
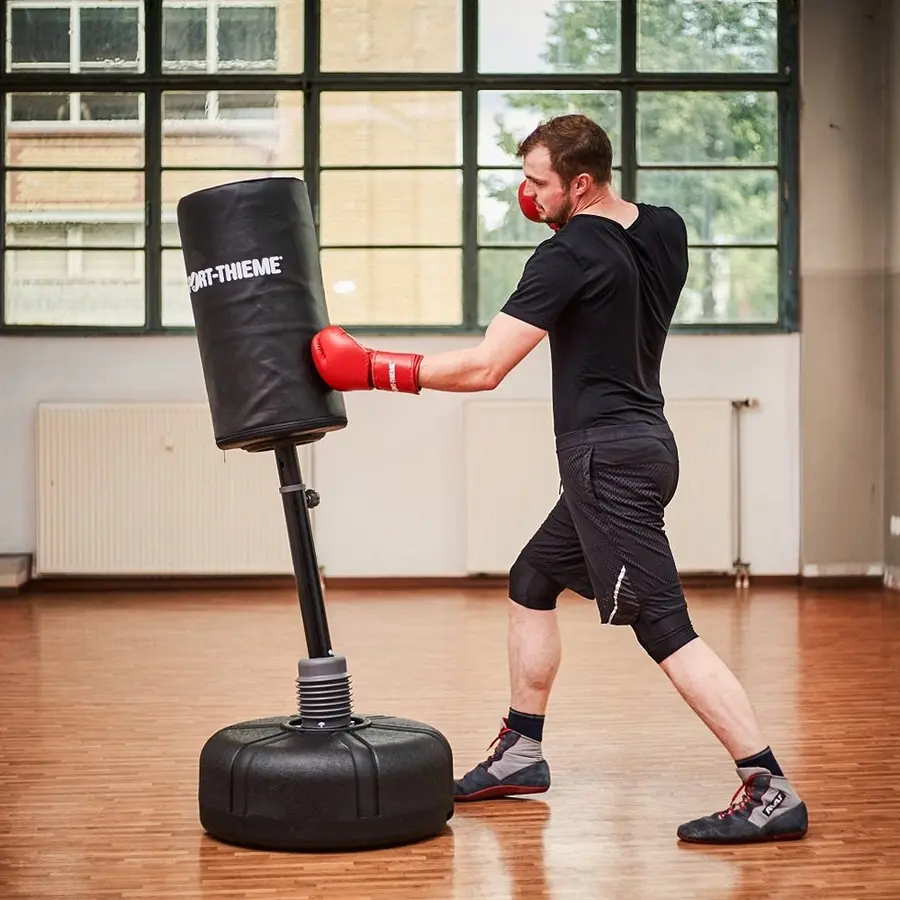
[517,180,559,232]
[517,180,542,223]
[310,325,423,394]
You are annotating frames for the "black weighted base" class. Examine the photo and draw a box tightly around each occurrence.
[199,714,455,852]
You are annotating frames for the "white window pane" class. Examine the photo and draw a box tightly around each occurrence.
[322,249,462,325]
[638,0,778,73]
[320,92,461,167]
[6,171,145,240]
[162,91,303,168]
[319,171,462,247]
[479,0,620,74]
[676,248,778,324]
[637,91,778,165]
[321,0,461,72]
[6,93,145,168]
[162,249,193,327]
[4,250,145,326]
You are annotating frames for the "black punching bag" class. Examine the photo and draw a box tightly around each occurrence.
[176,177,347,452]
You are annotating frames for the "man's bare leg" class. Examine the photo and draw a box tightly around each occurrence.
[661,636,809,843]
[658,636,766,760]
[508,600,561,715]
[453,600,558,801]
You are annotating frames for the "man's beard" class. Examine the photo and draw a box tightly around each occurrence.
[546,195,574,228]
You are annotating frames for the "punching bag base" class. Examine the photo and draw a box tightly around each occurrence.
[198,714,455,852]
[220,416,348,453]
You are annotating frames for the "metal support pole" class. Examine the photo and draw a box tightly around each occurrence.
[274,441,332,658]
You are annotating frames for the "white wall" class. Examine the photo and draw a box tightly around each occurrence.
[0,331,800,576]
[797,0,888,575]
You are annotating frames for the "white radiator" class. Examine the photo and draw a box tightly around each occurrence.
[463,399,740,576]
[35,402,312,576]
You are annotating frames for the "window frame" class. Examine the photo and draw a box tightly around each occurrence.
[0,0,799,336]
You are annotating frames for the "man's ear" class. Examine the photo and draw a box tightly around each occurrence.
[574,173,592,195]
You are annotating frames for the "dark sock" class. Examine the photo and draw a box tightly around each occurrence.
[735,746,784,777]
[507,708,544,742]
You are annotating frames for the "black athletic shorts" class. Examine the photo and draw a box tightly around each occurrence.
[519,421,685,626]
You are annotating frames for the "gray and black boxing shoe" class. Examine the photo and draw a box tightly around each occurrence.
[453,720,551,801]
[677,766,809,844]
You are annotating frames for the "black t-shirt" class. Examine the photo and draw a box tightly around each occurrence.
[500,203,688,437]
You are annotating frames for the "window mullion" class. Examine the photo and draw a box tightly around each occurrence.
[777,0,800,331]
[305,0,320,223]
[461,0,478,329]
[621,0,637,201]
[146,87,161,331]
[146,0,163,331]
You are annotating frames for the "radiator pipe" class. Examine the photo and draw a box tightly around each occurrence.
[732,399,755,588]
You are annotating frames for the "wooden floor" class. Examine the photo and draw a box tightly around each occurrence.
[1,583,898,899]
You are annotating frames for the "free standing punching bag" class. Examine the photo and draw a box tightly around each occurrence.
[177,176,347,452]
[175,177,454,852]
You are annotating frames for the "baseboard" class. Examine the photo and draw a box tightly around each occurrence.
[21,574,297,594]
[682,573,800,588]
[327,571,805,590]
[19,571,795,594]
[24,573,508,593]
[802,563,884,578]
[323,574,509,590]
[15,569,890,595]
[801,563,886,590]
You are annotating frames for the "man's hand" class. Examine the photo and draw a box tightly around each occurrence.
[310,326,423,394]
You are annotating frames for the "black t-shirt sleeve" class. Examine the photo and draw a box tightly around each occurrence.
[499,239,585,331]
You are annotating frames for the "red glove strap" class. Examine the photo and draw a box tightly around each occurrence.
[370,351,423,394]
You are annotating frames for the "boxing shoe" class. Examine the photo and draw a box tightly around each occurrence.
[310,325,423,394]
[454,719,551,801]
[676,766,809,844]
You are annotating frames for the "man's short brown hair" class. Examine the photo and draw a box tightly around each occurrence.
[516,114,613,186]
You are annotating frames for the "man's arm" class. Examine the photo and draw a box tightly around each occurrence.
[309,313,546,395]
[416,312,547,392]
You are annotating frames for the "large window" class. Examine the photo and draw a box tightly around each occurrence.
[1,0,798,333]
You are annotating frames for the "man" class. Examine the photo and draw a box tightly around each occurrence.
[309,114,808,845]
